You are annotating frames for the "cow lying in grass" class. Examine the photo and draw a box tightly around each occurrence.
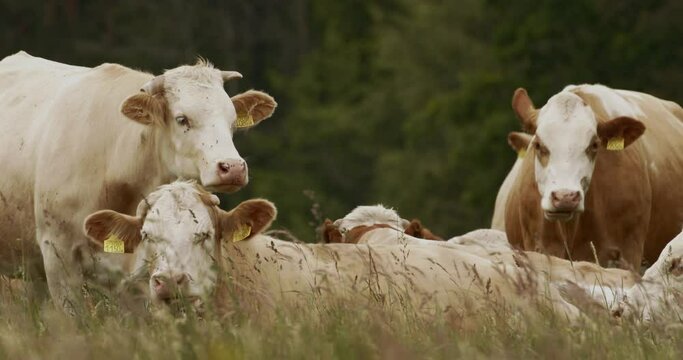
[321,205,442,243]
[324,205,637,291]
[84,181,584,320]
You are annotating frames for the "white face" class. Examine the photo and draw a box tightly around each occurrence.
[161,67,246,193]
[533,92,600,221]
[137,184,218,303]
[613,231,683,321]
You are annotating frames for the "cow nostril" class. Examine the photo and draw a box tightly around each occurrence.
[571,192,581,201]
[217,162,231,174]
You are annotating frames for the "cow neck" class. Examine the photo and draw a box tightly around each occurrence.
[540,214,582,260]
[118,121,175,192]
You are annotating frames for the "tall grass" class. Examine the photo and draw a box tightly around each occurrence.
[0,276,680,360]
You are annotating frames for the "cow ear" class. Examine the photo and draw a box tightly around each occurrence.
[121,93,167,125]
[321,219,343,243]
[597,116,646,150]
[83,210,143,253]
[218,199,277,242]
[507,131,533,158]
[404,219,423,237]
[231,90,277,129]
[512,88,539,134]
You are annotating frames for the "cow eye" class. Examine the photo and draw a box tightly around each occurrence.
[175,115,190,127]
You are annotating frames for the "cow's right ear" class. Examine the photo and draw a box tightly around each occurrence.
[121,93,167,125]
[218,199,277,242]
[512,88,539,133]
[507,131,533,157]
[121,76,167,125]
[83,210,143,253]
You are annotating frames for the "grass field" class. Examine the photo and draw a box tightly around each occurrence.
[0,275,681,360]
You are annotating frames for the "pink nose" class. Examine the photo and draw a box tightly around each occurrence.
[151,272,189,300]
[550,189,581,211]
[216,159,248,186]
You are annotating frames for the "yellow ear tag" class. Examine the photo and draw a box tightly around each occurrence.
[103,234,125,254]
[232,224,252,242]
[517,148,527,159]
[235,113,254,128]
[606,136,625,151]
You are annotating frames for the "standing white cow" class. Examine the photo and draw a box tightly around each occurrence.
[0,51,276,310]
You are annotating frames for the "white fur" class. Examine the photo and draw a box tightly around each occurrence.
[335,205,406,233]
[613,230,683,321]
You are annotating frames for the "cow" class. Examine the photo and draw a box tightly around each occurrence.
[611,229,683,322]
[0,51,276,310]
[505,84,683,270]
[320,204,443,244]
[85,181,583,320]
[491,131,533,230]
[325,205,637,289]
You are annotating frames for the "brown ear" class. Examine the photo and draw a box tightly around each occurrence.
[321,219,343,243]
[596,116,646,149]
[219,199,277,240]
[231,90,277,128]
[121,93,167,125]
[404,219,423,237]
[83,210,143,253]
[420,228,443,241]
[512,88,539,133]
[507,131,533,154]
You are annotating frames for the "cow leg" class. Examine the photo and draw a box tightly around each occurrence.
[36,228,85,314]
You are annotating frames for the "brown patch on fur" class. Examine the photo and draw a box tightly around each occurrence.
[403,219,443,240]
[83,210,142,253]
[512,88,539,133]
[344,224,395,244]
[596,116,646,149]
[231,90,277,126]
[120,92,168,125]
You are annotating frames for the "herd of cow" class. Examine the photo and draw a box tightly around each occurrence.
[1,51,683,324]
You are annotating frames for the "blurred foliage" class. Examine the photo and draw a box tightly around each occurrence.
[2,0,683,241]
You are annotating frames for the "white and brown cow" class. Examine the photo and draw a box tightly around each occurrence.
[505,84,683,270]
[85,182,584,320]
[0,52,276,309]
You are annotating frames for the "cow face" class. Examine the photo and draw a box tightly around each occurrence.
[84,181,277,306]
[512,87,645,221]
[121,61,277,193]
[612,230,683,322]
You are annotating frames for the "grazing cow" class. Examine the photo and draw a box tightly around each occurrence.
[0,52,276,310]
[325,206,638,289]
[611,229,683,322]
[491,131,533,230]
[505,84,683,270]
[86,182,582,319]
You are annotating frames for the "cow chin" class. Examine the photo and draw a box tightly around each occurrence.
[544,210,576,222]
[203,182,245,193]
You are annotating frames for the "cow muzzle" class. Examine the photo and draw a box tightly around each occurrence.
[150,272,191,302]
[204,159,248,193]
[544,189,582,221]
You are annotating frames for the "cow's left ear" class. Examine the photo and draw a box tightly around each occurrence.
[231,90,277,129]
[320,219,343,243]
[597,116,646,150]
[218,199,277,242]
[84,210,143,253]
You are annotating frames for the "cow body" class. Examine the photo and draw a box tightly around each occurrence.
[0,52,276,309]
[505,85,683,269]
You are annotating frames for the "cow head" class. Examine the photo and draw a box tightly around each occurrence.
[120,60,277,193]
[512,87,645,221]
[611,230,683,322]
[84,181,277,306]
